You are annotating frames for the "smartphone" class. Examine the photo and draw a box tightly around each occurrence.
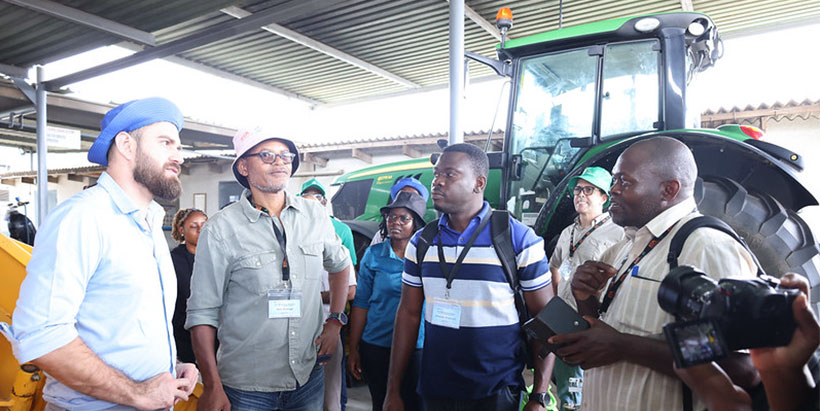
[523,297,590,356]
[663,318,729,368]
[316,354,332,363]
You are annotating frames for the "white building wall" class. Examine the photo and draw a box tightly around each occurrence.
[176,153,415,217]
[762,116,820,229]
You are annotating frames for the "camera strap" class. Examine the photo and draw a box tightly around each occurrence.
[569,215,610,258]
[599,224,675,314]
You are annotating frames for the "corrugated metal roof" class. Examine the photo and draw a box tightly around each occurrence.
[0,0,241,66]
[703,98,820,115]
[701,98,820,127]
[1,0,818,104]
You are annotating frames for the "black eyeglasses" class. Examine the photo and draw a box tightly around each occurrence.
[301,193,325,202]
[385,214,414,224]
[572,185,599,196]
[244,151,296,164]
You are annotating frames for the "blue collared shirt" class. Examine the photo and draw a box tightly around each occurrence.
[402,201,551,400]
[353,239,424,348]
[4,172,176,410]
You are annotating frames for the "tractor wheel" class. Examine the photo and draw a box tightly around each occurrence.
[695,176,820,309]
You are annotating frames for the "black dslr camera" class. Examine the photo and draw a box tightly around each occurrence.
[657,265,799,368]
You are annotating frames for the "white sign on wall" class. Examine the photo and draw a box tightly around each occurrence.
[46,126,81,150]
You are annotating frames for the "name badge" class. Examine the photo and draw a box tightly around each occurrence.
[268,289,301,318]
[431,298,461,329]
[558,260,573,281]
[568,377,583,393]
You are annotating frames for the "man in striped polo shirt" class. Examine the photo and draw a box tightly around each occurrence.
[383,143,555,411]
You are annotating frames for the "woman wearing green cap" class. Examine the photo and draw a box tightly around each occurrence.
[548,166,624,411]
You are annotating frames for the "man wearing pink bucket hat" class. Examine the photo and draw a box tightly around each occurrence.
[187,128,352,411]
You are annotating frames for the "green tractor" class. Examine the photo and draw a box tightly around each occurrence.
[331,11,820,307]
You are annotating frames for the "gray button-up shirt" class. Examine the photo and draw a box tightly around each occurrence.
[186,189,350,391]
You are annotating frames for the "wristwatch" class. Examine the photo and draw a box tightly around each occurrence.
[327,312,348,326]
[530,392,549,408]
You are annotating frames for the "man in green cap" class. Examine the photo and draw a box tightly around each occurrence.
[548,166,624,411]
[300,178,357,411]
[300,178,357,267]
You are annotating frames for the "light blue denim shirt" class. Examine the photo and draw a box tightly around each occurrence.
[3,172,177,410]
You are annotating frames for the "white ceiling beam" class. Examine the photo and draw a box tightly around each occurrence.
[402,145,422,158]
[303,152,328,168]
[220,6,420,89]
[680,0,695,11]
[3,0,156,46]
[0,63,29,79]
[351,148,372,164]
[445,0,501,41]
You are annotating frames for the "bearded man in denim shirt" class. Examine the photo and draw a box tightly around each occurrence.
[3,97,198,410]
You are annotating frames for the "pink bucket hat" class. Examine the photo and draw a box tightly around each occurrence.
[232,128,300,188]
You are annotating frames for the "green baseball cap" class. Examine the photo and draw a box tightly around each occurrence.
[300,178,326,196]
[568,166,612,207]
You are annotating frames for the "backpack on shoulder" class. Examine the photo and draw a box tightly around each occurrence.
[415,210,534,367]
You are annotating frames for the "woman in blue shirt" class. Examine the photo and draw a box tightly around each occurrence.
[348,192,427,411]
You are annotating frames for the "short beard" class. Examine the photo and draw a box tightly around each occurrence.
[133,147,181,201]
[250,180,285,194]
[247,170,288,194]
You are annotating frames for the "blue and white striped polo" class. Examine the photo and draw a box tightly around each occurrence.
[402,202,551,400]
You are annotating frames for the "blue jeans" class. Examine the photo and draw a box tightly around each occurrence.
[553,358,582,410]
[423,386,521,411]
[224,365,325,411]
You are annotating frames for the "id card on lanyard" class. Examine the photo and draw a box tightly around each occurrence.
[268,289,301,318]
[250,196,297,318]
[430,214,492,329]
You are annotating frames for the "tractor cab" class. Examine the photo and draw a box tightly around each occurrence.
[487,12,722,224]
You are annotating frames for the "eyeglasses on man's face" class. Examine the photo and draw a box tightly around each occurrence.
[244,151,296,164]
[301,193,325,202]
[572,185,599,196]
[385,214,414,224]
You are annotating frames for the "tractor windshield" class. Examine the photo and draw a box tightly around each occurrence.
[506,40,660,224]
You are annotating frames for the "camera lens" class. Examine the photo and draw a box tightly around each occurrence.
[657,266,718,319]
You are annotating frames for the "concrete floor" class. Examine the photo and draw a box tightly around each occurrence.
[340,369,540,411]
[345,382,372,411]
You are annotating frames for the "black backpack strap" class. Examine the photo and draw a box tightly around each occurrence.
[666,215,765,277]
[668,216,765,411]
[415,219,440,269]
[490,210,530,323]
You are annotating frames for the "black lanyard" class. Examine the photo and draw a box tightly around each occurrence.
[437,214,492,292]
[250,197,290,282]
[270,221,289,282]
[598,223,675,314]
[569,215,611,258]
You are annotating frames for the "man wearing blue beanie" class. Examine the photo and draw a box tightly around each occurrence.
[5,97,199,410]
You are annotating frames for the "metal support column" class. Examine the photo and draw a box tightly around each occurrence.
[448,0,464,145]
[36,66,48,224]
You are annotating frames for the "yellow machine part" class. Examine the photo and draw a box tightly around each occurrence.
[0,233,201,409]
[0,233,36,409]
